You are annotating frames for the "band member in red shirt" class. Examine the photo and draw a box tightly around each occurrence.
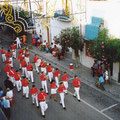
[4,63,11,77]
[20,58,28,78]
[40,59,46,74]
[30,85,39,107]
[5,50,12,58]
[18,48,24,55]
[1,47,6,62]
[50,80,57,101]
[25,49,30,65]
[27,62,34,83]
[10,43,16,59]
[47,63,53,82]
[73,75,81,102]
[21,77,29,99]
[58,82,66,109]
[17,53,25,69]
[8,67,16,86]
[38,88,48,117]
[14,70,22,92]
[33,54,41,73]
[5,50,13,67]
[54,68,60,87]
[61,72,69,94]
[40,72,48,94]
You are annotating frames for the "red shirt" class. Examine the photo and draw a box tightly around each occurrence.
[27,64,33,71]
[5,52,12,58]
[40,61,45,68]
[54,70,60,77]
[30,87,38,95]
[33,56,39,63]
[4,58,12,64]
[38,91,47,101]
[11,44,16,50]
[47,66,52,72]
[50,82,57,89]
[73,78,81,88]
[40,74,47,81]
[17,54,24,62]
[9,69,16,77]
[58,85,66,93]
[4,64,11,72]
[18,49,23,54]
[62,74,69,82]
[14,72,21,81]
[22,78,29,87]
[21,60,27,67]
[1,49,6,54]
[25,51,30,57]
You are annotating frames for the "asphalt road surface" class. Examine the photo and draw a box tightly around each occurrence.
[0,48,120,120]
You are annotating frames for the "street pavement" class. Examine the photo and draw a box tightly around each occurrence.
[0,44,120,120]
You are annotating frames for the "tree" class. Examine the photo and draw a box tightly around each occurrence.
[54,27,84,57]
[89,28,120,82]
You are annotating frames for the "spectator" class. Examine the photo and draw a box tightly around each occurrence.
[0,87,3,98]
[98,74,105,91]
[91,60,98,77]
[2,96,11,120]
[52,45,58,57]
[4,77,14,90]
[6,88,14,107]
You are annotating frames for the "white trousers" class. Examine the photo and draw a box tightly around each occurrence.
[17,43,21,48]
[27,71,34,82]
[74,87,80,100]
[15,80,22,92]
[23,86,29,98]
[41,67,46,74]
[2,54,6,62]
[48,72,53,82]
[10,76,15,86]
[35,63,39,73]
[22,67,28,78]
[19,64,21,69]
[51,88,57,94]
[55,77,59,88]
[9,57,13,67]
[60,93,65,108]
[63,81,68,93]
[32,94,39,107]
[25,57,30,65]
[41,81,48,93]
[12,51,16,58]
[40,101,48,116]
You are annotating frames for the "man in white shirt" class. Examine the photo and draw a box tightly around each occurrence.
[16,37,21,48]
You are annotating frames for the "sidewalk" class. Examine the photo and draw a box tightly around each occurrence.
[30,46,120,103]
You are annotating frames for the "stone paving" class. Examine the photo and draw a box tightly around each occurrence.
[30,46,120,103]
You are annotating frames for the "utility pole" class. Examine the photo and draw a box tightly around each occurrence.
[28,0,32,18]
[46,0,50,44]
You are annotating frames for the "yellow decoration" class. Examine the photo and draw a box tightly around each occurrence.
[0,4,22,33]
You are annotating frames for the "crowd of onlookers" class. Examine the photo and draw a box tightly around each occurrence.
[91,60,109,90]
[31,33,65,61]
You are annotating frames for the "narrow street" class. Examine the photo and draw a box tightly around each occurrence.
[0,44,120,120]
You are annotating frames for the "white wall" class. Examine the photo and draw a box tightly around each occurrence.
[87,1,120,38]
[80,44,94,68]
[112,63,119,81]
[50,19,73,43]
